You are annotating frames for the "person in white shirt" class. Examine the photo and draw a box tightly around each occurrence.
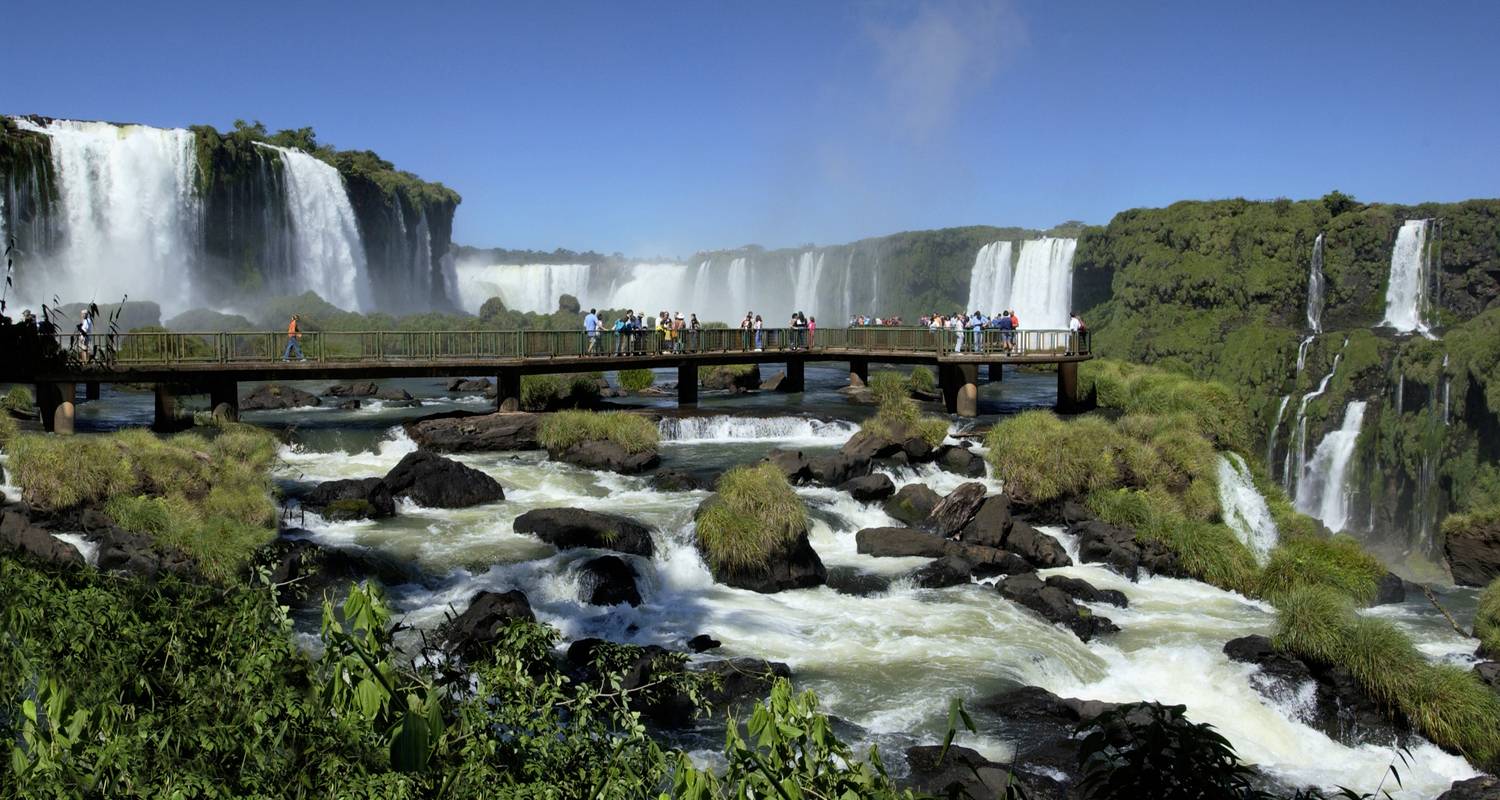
[1068,311,1085,354]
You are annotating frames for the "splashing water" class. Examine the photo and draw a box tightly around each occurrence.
[1295,401,1368,533]
[1217,453,1278,563]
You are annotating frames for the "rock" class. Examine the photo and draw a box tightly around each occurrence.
[856,527,948,558]
[908,556,972,588]
[1370,571,1406,605]
[931,483,988,537]
[241,384,321,411]
[840,473,895,503]
[383,451,505,508]
[697,658,792,708]
[1004,521,1073,569]
[257,536,416,605]
[884,484,941,527]
[933,444,986,478]
[902,745,1034,800]
[444,590,536,658]
[448,378,493,393]
[1224,635,1408,747]
[1061,499,1094,525]
[578,555,641,606]
[335,399,361,410]
[326,381,378,397]
[566,638,790,727]
[1071,518,1180,581]
[967,551,1038,578]
[0,507,83,566]
[702,365,761,391]
[93,526,195,579]
[977,685,1119,727]
[550,440,661,474]
[688,634,721,653]
[376,387,414,402]
[301,477,396,519]
[957,495,1012,547]
[513,507,654,557]
[1044,575,1127,607]
[764,448,869,487]
[765,449,813,483]
[649,469,708,492]
[760,371,785,392]
[998,573,1117,641]
[1472,661,1500,692]
[974,684,1118,792]
[1444,513,1500,587]
[825,566,893,596]
[1437,776,1500,800]
[404,411,541,453]
[841,427,938,465]
[716,531,826,594]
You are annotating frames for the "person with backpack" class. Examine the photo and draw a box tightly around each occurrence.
[613,313,628,355]
[1068,311,1087,355]
[997,309,1014,354]
[584,308,600,355]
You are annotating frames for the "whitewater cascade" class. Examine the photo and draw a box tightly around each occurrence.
[1266,394,1291,471]
[1295,401,1368,533]
[964,241,1015,314]
[1380,220,1433,334]
[1282,338,1347,494]
[455,262,595,315]
[1006,237,1078,329]
[1217,453,1278,563]
[15,118,200,309]
[259,145,371,312]
[1305,233,1325,333]
[657,415,858,444]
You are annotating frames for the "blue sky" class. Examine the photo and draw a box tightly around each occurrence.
[8,1,1498,257]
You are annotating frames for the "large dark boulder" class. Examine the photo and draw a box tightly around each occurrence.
[842,428,938,465]
[445,590,536,658]
[702,365,761,392]
[578,555,641,606]
[840,473,895,503]
[404,411,541,453]
[1373,571,1406,605]
[0,507,83,566]
[998,573,1117,642]
[957,495,1011,547]
[977,685,1118,727]
[711,532,826,594]
[764,448,869,487]
[326,381,379,397]
[974,685,1119,792]
[301,477,396,519]
[94,526,196,579]
[931,483,988,537]
[688,634,721,653]
[566,638,790,727]
[856,527,948,558]
[1438,776,1500,800]
[933,444,986,478]
[902,745,1035,800]
[550,440,660,474]
[1005,521,1072,569]
[383,451,505,508]
[448,378,492,393]
[513,507,654,556]
[241,384,321,411]
[1445,515,1500,586]
[1045,575,1126,607]
[1476,661,1500,691]
[908,555,972,589]
[884,484,941,527]
[1070,518,1181,580]
[376,387,415,402]
[650,469,709,492]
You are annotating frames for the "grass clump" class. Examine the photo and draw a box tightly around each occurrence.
[0,413,16,449]
[521,373,601,411]
[1273,585,1500,765]
[1478,578,1500,657]
[694,463,807,573]
[860,371,949,448]
[987,411,1123,504]
[4,386,34,415]
[1256,533,1388,605]
[616,368,655,393]
[1086,487,1260,594]
[1080,359,1250,452]
[537,410,659,454]
[908,366,936,394]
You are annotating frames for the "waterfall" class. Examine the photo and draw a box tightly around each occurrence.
[454,262,594,314]
[965,241,1015,314]
[259,144,371,311]
[1295,336,1314,373]
[1294,401,1368,533]
[658,415,858,443]
[1380,220,1433,334]
[1007,237,1077,329]
[1266,394,1291,472]
[1217,453,1278,564]
[15,118,201,312]
[1305,233,1325,333]
[790,251,827,314]
[1282,338,1347,494]
[1442,353,1451,425]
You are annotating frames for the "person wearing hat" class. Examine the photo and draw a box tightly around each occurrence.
[283,314,306,362]
[672,312,686,353]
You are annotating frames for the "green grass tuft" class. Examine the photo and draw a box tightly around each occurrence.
[4,386,34,415]
[908,366,936,394]
[537,410,659,454]
[521,373,601,411]
[1477,578,1500,658]
[615,368,655,393]
[1256,533,1387,605]
[1080,359,1250,452]
[987,412,1122,504]
[1086,487,1260,595]
[860,371,949,448]
[694,463,807,574]
[0,413,17,449]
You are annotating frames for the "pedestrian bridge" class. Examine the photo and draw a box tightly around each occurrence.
[3,327,1092,433]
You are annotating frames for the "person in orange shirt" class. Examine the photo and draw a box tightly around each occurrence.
[282,314,306,361]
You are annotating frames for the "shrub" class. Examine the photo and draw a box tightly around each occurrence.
[861,371,949,448]
[521,373,601,411]
[4,386,34,415]
[1256,533,1387,605]
[537,410,659,454]
[1087,487,1260,595]
[1077,702,1259,800]
[694,464,807,573]
[908,366,936,394]
[987,412,1123,504]
[616,368,655,392]
[1478,578,1500,658]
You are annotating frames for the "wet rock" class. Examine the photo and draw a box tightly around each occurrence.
[883,484,941,527]
[840,473,895,503]
[902,745,1036,800]
[856,526,948,558]
[448,378,493,393]
[649,469,708,492]
[241,384,321,411]
[444,590,536,659]
[974,685,1119,792]
[1444,514,1500,587]
[688,634,721,653]
[765,448,870,487]
[957,495,1011,547]
[0,506,83,565]
[257,536,416,605]
[579,555,641,606]
[760,371,786,392]
[933,444,986,478]
[376,387,414,402]
[1438,776,1500,800]
[1005,521,1072,569]
[513,507,654,557]
[702,364,761,392]
[998,573,1118,641]
[931,482,988,537]
[1372,571,1406,605]
[404,411,541,453]
[383,451,505,508]
[966,551,1038,578]
[841,427,936,465]
[1044,575,1127,607]
[978,685,1118,727]
[301,477,396,519]
[826,566,893,596]
[1471,661,1499,691]
[716,532,825,594]
[326,381,379,397]
[549,440,661,474]
[566,638,790,727]
[1061,499,1094,525]
[335,399,361,410]
[908,555,972,588]
[1070,518,1181,580]
[93,526,195,579]
[1224,635,1409,747]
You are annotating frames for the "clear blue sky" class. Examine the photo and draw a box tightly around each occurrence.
[8,0,1498,258]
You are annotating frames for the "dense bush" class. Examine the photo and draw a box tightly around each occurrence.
[1478,578,1500,658]
[694,464,807,574]
[537,410,659,454]
[908,366,936,394]
[861,371,949,448]
[1077,702,1260,800]
[616,368,656,392]
[3,386,33,415]
[521,372,601,411]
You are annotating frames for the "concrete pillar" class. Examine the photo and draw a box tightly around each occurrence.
[36,383,74,435]
[1056,361,1083,413]
[209,379,239,423]
[84,382,101,401]
[849,358,869,388]
[153,384,192,432]
[781,358,805,393]
[496,370,522,412]
[952,364,979,417]
[939,364,960,414]
[678,363,699,406]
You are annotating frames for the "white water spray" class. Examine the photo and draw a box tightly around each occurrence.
[658,415,857,444]
[1007,237,1077,329]
[965,241,1015,314]
[1380,220,1433,334]
[1295,401,1367,533]
[1306,233,1325,334]
[259,144,371,311]
[1217,453,1278,564]
[1282,339,1346,493]
[1266,394,1291,472]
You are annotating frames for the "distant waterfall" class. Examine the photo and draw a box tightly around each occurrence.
[658,415,858,443]
[1306,233,1325,333]
[260,145,371,312]
[1007,237,1077,329]
[1218,453,1278,564]
[1282,337,1347,494]
[1380,220,1433,334]
[455,262,595,314]
[1266,394,1291,472]
[16,118,200,309]
[1295,401,1368,533]
[965,241,1015,313]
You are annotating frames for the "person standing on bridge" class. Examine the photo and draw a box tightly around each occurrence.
[584,308,601,355]
[808,316,816,348]
[997,310,1013,354]
[282,314,306,362]
[1068,311,1086,355]
[753,314,764,351]
[76,309,94,363]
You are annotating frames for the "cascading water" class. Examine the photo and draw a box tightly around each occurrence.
[259,144,371,312]
[1305,233,1325,333]
[1380,220,1433,334]
[965,241,1015,314]
[455,262,595,314]
[1266,394,1291,472]
[658,415,857,444]
[1217,453,1278,563]
[15,118,201,311]
[1282,338,1347,494]
[1295,337,1314,372]
[1295,401,1368,533]
[1006,237,1077,329]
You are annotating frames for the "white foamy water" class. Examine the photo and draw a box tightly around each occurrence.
[1306,233,1325,334]
[1381,220,1433,335]
[965,241,1015,314]
[52,533,99,566]
[1217,453,1278,563]
[259,144,370,311]
[1295,401,1368,533]
[1007,237,1077,330]
[658,415,857,445]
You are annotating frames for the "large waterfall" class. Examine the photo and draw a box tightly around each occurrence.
[1380,220,1433,334]
[965,241,1014,314]
[1305,233,1325,333]
[259,145,371,312]
[14,118,201,309]
[1295,400,1368,533]
[963,237,1076,327]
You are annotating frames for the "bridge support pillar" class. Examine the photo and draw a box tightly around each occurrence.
[209,379,239,423]
[496,370,522,412]
[85,381,101,401]
[678,363,699,406]
[781,358,805,393]
[36,383,75,435]
[939,365,978,417]
[153,384,193,433]
[849,358,869,388]
[1056,362,1083,413]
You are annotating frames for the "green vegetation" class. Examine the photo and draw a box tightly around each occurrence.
[537,410,659,454]
[861,371,949,448]
[908,366,936,394]
[1087,487,1260,595]
[1076,702,1260,800]
[1477,578,1500,658]
[1274,585,1500,766]
[1256,531,1388,606]
[1080,359,1249,452]
[616,368,656,393]
[694,464,807,574]
[0,413,15,448]
[520,372,602,411]
[7,426,278,580]
[4,386,34,416]
[988,411,1122,505]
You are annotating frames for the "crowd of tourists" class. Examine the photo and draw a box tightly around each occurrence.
[920,309,1087,354]
[0,306,97,366]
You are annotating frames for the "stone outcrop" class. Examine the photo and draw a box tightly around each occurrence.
[931,482,988,537]
[383,451,505,508]
[1069,518,1182,580]
[933,444,986,478]
[701,365,761,392]
[549,440,661,474]
[901,745,1037,800]
[578,555,641,606]
[241,384,321,411]
[513,507,654,557]
[444,589,536,659]
[649,469,709,492]
[839,473,895,503]
[1444,514,1500,587]
[300,477,396,519]
[998,573,1118,641]
[326,382,379,397]
[764,448,872,487]
[883,484,941,527]
[907,555,973,588]
[404,411,541,453]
